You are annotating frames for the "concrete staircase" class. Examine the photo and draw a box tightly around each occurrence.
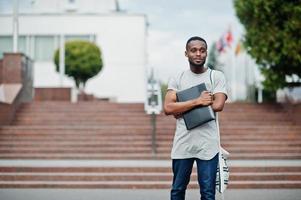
[0,165,300,189]
[0,101,300,189]
[0,102,153,159]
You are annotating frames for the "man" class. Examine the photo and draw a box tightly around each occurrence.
[164,36,228,200]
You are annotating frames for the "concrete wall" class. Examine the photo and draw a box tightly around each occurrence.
[0,53,34,103]
[0,53,33,125]
[2,53,23,83]
[34,88,71,101]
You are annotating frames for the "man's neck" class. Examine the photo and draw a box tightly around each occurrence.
[190,65,207,74]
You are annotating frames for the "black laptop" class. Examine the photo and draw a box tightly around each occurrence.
[176,83,215,130]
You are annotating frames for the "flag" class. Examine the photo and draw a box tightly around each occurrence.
[216,27,234,53]
[235,39,244,56]
[216,36,226,53]
[235,42,241,56]
[225,29,233,47]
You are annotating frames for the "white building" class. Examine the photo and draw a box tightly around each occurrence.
[0,0,147,102]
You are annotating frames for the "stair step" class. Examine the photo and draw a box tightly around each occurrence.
[0,180,300,189]
[0,147,300,154]
[0,165,300,189]
[0,143,299,149]
[0,172,300,181]
[0,153,300,160]
[1,166,300,173]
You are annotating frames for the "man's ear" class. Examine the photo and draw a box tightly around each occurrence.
[185,51,188,57]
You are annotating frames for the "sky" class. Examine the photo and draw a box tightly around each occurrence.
[119,0,245,82]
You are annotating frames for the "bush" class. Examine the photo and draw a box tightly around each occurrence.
[54,40,103,88]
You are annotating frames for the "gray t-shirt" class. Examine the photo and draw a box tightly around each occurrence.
[167,68,228,160]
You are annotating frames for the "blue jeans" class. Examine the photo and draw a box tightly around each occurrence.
[170,154,218,200]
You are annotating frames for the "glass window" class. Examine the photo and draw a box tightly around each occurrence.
[34,36,55,61]
[0,0,12,14]
[0,0,34,14]
[0,36,12,59]
[18,36,27,55]
[65,35,90,42]
[19,0,34,13]
[90,35,96,43]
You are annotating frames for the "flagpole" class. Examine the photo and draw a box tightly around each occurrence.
[225,27,235,102]
[244,51,249,100]
[231,49,236,102]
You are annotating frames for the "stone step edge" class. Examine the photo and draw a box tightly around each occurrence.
[0,159,300,167]
[1,183,301,189]
[2,125,299,129]
[1,172,300,176]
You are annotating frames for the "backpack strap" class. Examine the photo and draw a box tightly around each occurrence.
[210,69,213,92]
[210,69,217,117]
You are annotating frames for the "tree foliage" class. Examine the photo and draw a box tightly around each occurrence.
[234,0,301,91]
[160,82,168,102]
[54,40,103,88]
[207,42,222,70]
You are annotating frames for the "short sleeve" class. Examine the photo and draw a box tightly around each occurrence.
[168,71,186,91]
[213,71,228,99]
[167,76,178,91]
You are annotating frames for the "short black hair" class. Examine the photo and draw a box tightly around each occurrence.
[186,36,207,50]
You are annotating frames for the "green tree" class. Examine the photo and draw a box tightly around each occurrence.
[160,82,168,102]
[54,40,103,88]
[234,0,301,92]
[207,42,223,70]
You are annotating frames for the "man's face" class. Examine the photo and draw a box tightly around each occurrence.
[185,40,207,67]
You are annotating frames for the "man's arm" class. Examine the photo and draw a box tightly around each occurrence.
[211,93,227,112]
[163,89,213,116]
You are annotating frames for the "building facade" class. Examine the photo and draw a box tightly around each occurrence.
[0,0,147,102]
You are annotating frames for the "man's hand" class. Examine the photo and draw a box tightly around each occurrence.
[196,91,213,106]
[173,112,183,119]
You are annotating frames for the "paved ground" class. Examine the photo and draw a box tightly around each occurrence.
[0,189,301,200]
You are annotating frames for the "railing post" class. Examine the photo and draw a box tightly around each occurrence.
[151,112,157,155]
[144,69,162,157]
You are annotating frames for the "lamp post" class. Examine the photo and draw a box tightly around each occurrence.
[145,69,163,156]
